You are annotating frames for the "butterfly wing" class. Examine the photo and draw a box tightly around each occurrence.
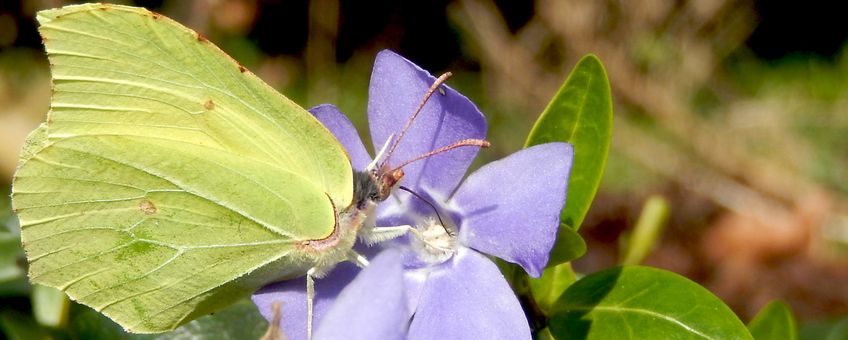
[12,4,352,332]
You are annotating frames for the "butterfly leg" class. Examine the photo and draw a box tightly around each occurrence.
[361,225,452,252]
[346,250,370,268]
[306,268,316,340]
[359,224,414,244]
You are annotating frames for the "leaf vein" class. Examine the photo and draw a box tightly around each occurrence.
[579,306,714,339]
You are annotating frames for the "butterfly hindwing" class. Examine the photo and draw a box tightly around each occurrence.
[12,4,352,332]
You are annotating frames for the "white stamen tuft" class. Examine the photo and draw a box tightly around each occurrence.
[411,217,457,264]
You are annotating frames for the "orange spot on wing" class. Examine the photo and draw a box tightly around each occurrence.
[139,199,157,215]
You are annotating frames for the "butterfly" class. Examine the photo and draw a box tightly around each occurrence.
[12,3,487,333]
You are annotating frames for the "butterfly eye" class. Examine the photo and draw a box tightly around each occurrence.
[368,192,381,203]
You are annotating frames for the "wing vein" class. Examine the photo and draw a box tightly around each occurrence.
[61,140,297,238]
[30,241,135,281]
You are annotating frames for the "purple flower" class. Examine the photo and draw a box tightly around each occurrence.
[251,50,573,339]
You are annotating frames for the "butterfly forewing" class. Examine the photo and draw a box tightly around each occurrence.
[12,4,352,332]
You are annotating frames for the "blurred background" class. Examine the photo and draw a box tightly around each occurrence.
[1,0,847,337]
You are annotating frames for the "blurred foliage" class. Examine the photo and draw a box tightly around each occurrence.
[619,195,671,266]
[1,0,848,337]
[748,300,798,340]
[799,317,848,340]
[728,52,848,195]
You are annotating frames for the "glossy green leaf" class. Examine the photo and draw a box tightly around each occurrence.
[748,300,797,340]
[13,4,354,333]
[620,196,670,265]
[549,266,753,339]
[526,54,612,234]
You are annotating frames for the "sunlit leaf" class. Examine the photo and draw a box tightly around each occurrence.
[549,266,752,339]
[526,54,612,234]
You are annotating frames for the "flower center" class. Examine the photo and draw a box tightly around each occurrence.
[411,217,457,264]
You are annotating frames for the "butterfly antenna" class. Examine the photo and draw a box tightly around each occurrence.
[379,72,453,169]
[398,185,453,237]
[388,139,490,175]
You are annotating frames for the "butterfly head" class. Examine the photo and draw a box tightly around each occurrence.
[352,165,404,210]
[375,166,404,201]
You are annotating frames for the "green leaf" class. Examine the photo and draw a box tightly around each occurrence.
[65,302,157,339]
[529,262,577,314]
[620,196,670,265]
[799,317,848,340]
[0,310,51,340]
[0,277,31,297]
[0,189,29,297]
[748,300,797,340]
[535,327,556,340]
[156,299,268,339]
[549,266,753,339]
[0,229,24,284]
[529,226,586,314]
[66,298,267,339]
[548,223,588,266]
[526,54,613,234]
[500,225,584,301]
[32,285,70,328]
[13,4,355,332]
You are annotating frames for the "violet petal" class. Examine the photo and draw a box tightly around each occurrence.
[367,50,486,197]
[376,183,449,230]
[402,268,429,317]
[251,262,360,340]
[407,248,531,340]
[449,143,574,277]
[310,104,373,170]
[314,249,408,340]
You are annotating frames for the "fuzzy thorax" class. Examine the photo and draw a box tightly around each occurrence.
[298,199,375,278]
